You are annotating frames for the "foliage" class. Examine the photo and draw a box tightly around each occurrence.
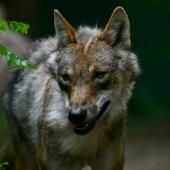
[0,19,29,34]
[0,44,35,69]
[0,162,8,170]
[0,19,35,69]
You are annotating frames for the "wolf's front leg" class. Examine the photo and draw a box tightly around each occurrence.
[94,147,124,170]
[82,165,92,170]
[110,155,124,170]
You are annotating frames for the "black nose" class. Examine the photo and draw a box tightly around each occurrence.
[68,108,87,125]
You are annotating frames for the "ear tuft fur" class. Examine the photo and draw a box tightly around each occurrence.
[54,10,76,46]
[101,6,131,49]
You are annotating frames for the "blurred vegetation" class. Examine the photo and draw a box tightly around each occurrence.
[0,20,35,69]
[0,20,29,33]
[0,161,8,170]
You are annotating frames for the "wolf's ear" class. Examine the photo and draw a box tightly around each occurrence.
[101,6,131,49]
[54,10,76,46]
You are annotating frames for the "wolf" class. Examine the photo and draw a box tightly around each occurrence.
[3,6,140,170]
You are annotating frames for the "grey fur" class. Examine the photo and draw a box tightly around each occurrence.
[3,6,140,170]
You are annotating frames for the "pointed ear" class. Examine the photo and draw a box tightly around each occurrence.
[54,10,76,46]
[101,6,131,49]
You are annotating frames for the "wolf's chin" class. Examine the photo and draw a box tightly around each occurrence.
[73,100,111,135]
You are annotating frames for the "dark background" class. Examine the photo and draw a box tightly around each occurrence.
[0,0,170,169]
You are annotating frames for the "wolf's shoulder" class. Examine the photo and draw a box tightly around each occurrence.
[27,35,59,65]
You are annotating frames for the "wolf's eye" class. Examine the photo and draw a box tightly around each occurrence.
[61,74,70,82]
[94,71,107,79]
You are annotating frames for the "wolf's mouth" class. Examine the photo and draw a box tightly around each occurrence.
[74,122,95,135]
[74,101,111,135]
[97,100,111,120]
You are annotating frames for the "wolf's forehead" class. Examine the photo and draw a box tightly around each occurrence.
[59,43,113,75]
[60,43,113,69]
[76,27,102,45]
[75,27,114,56]
[58,27,114,71]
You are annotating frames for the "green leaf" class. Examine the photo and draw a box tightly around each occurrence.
[0,19,8,31]
[15,57,24,69]
[27,60,37,69]
[21,60,28,67]
[0,19,29,34]
[0,44,36,69]
[0,44,7,56]
[0,161,9,170]
[0,162,8,166]
[0,18,34,69]
[9,21,29,34]
[7,52,16,66]
[9,21,19,32]
[18,22,30,34]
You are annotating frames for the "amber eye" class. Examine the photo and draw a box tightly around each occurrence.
[61,74,70,82]
[94,71,107,79]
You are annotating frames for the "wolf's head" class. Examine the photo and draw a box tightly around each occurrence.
[47,7,140,135]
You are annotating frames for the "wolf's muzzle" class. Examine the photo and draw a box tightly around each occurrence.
[69,101,111,135]
[68,108,87,125]
[68,107,94,135]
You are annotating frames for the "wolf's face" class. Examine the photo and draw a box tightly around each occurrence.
[47,7,140,135]
[56,42,118,135]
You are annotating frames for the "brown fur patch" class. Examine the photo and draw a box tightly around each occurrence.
[68,43,81,49]
[70,85,91,106]
[83,38,93,55]
[54,10,76,42]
